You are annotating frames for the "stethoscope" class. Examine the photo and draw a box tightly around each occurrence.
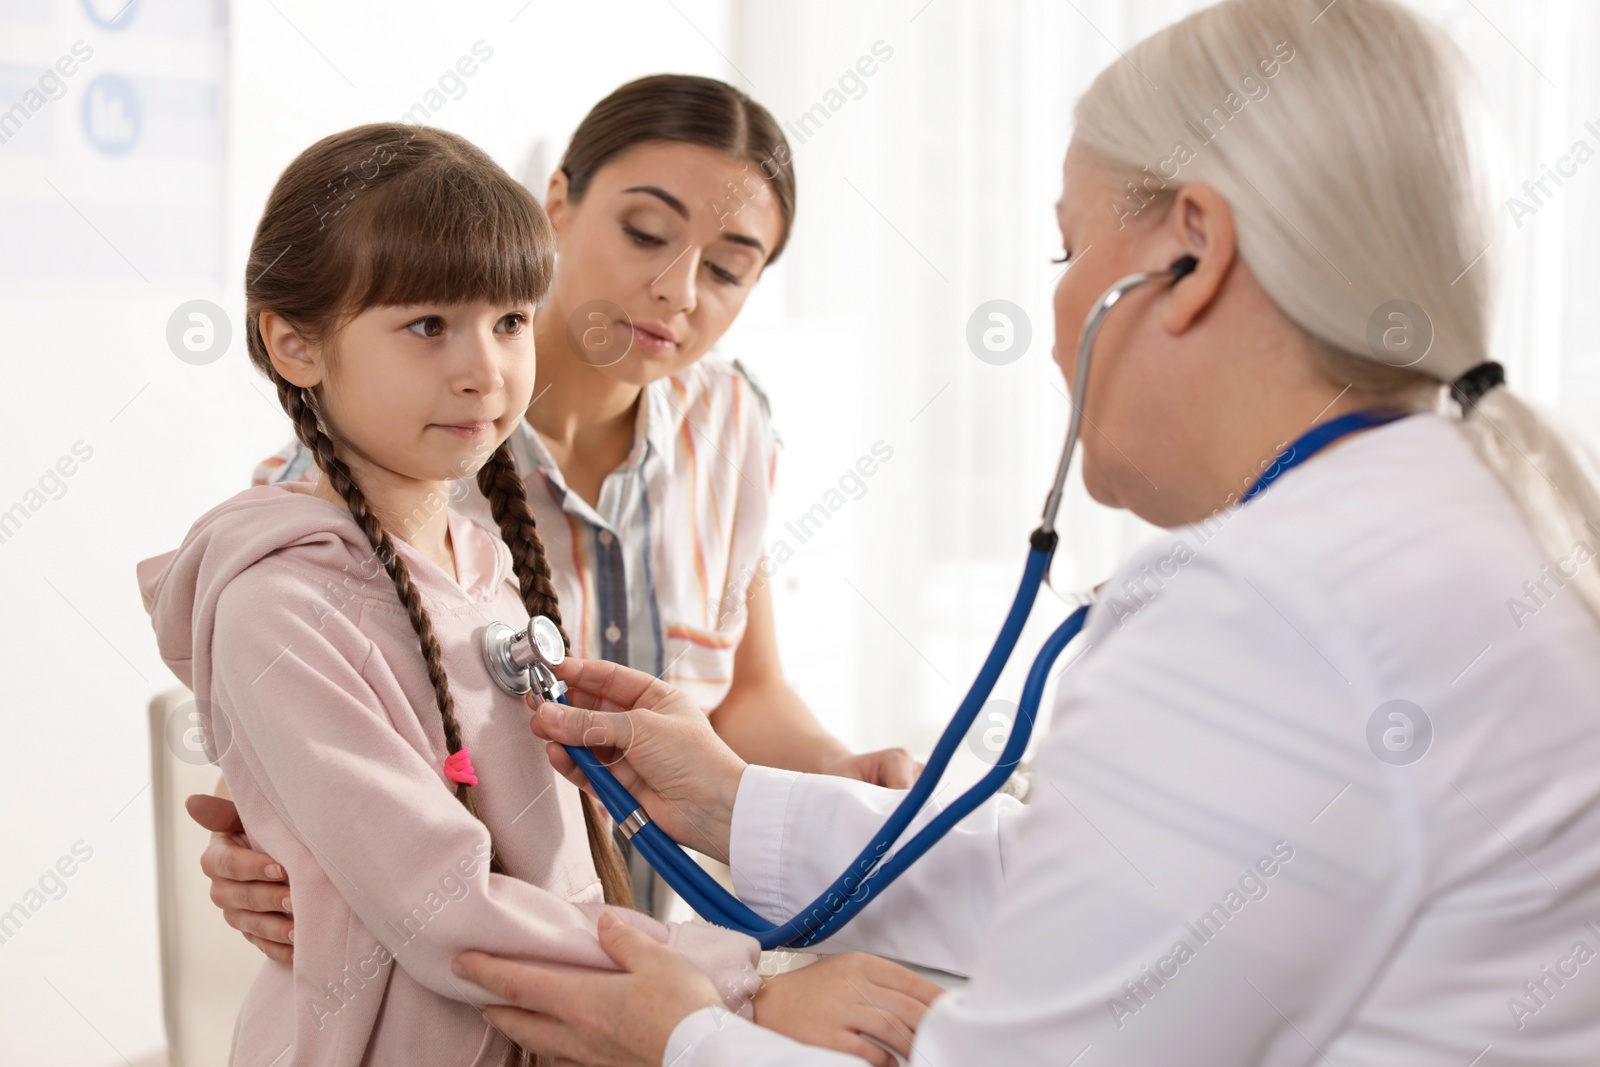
[482,253,1407,949]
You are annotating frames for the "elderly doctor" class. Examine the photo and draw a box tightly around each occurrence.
[455,0,1600,1063]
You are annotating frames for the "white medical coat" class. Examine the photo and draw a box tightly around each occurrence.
[666,412,1600,1066]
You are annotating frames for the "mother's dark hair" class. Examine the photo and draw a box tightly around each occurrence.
[558,74,798,263]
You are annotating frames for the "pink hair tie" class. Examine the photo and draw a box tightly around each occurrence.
[443,749,479,786]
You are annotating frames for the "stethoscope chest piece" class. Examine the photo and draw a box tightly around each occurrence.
[482,615,568,702]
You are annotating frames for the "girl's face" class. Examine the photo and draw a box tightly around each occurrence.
[542,140,786,386]
[310,300,538,490]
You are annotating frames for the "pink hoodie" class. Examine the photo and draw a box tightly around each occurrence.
[138,481,761,1066]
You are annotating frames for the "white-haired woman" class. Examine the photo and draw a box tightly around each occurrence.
[452,1,1600,1063]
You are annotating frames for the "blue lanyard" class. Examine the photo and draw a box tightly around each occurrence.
[1241,409,1409,504]
[564,405,1414,949]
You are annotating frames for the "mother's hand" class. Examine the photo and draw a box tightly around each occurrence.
[186,794,294,962]
[529,657,747,864]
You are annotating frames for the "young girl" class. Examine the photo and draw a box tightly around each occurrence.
[199,74,916,946]
[137,124,767,1066]
[246,75,914,789]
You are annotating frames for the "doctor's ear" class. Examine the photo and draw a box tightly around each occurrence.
[258,311,323,389]
[1160,182,1236,335]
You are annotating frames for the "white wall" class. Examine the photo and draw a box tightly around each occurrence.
[1,0,1596,1063]
[729,0,1600,770]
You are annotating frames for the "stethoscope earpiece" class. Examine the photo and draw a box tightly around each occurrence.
[1168,254,1199,283]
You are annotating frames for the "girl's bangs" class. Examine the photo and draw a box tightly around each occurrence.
[334,156,554,316]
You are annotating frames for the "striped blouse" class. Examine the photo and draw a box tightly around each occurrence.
[251,358,780,714]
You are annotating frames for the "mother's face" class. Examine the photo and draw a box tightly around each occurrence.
[542,140,786,387]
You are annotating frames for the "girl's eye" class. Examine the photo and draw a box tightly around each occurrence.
[497,312,528,334]
[623,222,666,248]
[406,316,445,338]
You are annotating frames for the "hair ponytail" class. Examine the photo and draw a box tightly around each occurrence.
[275,380,514,876]
[1458,389,1600,626]
[243,124,635,930]
[243,123,630,1067]
[477,444,635,908]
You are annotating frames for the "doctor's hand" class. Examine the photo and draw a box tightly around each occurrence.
[185,794,294,963]
[530,657,747,865]
[456,911,723,1067]
[457,914,943,1067]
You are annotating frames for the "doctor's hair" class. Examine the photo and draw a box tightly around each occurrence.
[1073,0,1600,627]
[241,124,635,919]
[558,73,797,264]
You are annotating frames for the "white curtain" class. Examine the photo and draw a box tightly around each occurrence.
[721,0,1600,765]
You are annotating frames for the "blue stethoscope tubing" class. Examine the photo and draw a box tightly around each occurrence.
[565,541,1080,946]
[559,253,1407,949]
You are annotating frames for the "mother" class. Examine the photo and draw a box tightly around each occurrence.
[457,1,1600,1063]
[191,74,915,955]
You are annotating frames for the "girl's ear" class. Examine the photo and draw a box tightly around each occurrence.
[259,311,323,388]
[1160,182,1236,336]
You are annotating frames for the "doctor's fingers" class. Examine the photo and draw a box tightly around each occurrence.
[539,738,649,801]
[480,1008,594,1067]
[486,1012,650,1067]
[540,739,588,792]
[554,656,687,715]
[456,950,578,1016]
[458,957,628,1062]
[534,700,640,755]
